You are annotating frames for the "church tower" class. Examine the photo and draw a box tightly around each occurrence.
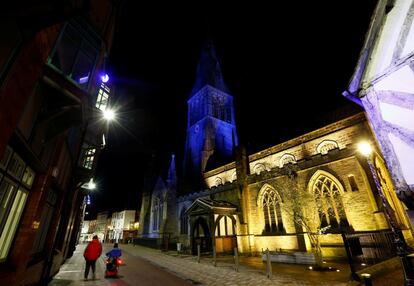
[183,41,238,178]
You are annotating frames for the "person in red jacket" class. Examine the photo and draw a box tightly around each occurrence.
[83,235,102,280]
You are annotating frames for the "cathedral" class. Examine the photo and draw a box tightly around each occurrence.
[138,42,413,260]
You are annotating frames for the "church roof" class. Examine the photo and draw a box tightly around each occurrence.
[190,40,230,96]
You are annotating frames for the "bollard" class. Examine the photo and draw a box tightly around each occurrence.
[234,247,239,272]
[177,242,181,254]
[266,248,272,279]
[361,273,372,286]
[213,245,217,267]
[197,244,201,263]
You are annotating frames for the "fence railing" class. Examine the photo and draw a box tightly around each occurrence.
[342,230,397,275]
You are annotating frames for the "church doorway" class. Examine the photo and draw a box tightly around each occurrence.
[214,215,237,253]
[186,198,238,255]
[192,216,212,254]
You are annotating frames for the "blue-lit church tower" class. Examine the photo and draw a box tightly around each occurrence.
[183,41,238,178]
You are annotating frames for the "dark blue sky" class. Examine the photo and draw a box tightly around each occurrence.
[89,1,378,218]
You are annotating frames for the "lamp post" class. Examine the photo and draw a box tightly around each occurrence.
[75,105,116,241]
[358,142,414,285]
[76,105,116,177]
[79,178,96,242]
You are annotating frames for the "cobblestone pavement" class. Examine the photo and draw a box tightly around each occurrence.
[50,243,404,286]
[122,244,354,286]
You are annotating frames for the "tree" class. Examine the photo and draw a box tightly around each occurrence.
[275,164,338,268]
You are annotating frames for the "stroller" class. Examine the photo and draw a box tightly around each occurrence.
[105,256,121,278]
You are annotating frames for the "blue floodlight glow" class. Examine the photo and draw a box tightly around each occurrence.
[101,73,109,83]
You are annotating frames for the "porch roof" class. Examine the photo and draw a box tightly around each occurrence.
[186,198,237,215]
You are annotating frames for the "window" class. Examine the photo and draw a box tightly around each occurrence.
[261,187,284,234]
[279,154,296,168]
[180,208,188,235]
[348,175,359,192]
[215,215,234,237]
[22,167,35,188]
[152,196,163,231]
[207,95,213,116]
[7,153,25,180]
[311,173,348,231]
[49,22,99,90]
[230,172,237,183]
[0,146,12,170]
[317,140,339,155]
[225,106,231,123]
[95,83,110,111]
[31,188,57,254]
[214,177,222,187]
[0,146,34,261]
[253,163,266,175]
[81,148,96,170]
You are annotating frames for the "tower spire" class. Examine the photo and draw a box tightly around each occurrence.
[167,153,177,187]
[190,40,229,96]
[184,40,238,178]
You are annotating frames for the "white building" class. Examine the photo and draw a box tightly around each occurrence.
[344,0,414,222]
[79,220,97,242]
[109,210,136,243]
[79,220,90,242]
[96,211,109,242]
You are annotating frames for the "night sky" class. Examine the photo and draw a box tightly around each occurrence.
[88,1,378,218]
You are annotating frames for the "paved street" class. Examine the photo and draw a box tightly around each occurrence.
[48,243,191,286]
[49,243,404,286]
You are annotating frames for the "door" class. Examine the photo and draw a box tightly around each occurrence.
[192,217,212,254]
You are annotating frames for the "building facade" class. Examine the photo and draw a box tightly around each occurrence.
[80,219,97,243]
[108,210,136,243]
[138,42,413,259]
[95,211,109,242]
[0,1,119,284]
[343,0,414,220]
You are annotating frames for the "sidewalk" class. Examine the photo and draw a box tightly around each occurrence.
[50,243,404,286]
[122,244,353,285]
[49,243,109,286]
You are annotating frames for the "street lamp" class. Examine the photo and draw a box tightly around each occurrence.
[103,109,115,122]
[78,107,116,171]
[358,141,414,285]
[79,178,97,241]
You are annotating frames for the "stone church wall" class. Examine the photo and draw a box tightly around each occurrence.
[241,153,385,257]
[171,112,412,259]
[200,113,395,258]
[203,113,368,187]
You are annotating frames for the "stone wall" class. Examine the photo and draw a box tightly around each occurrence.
[176,113,413,259]
[203,113,368,188]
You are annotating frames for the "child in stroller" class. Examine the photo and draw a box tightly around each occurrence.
[105,243,122,278]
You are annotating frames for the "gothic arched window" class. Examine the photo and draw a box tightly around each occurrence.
[180,208,188,235]
[311,172,348,231]
[261,188,284,234]
[215,215,235,237]
[152,196,163,231]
